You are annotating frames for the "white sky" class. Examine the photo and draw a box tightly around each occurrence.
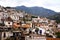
[0,0,60,12]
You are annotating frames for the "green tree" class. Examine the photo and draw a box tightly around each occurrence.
[55,32,60,38]
[35,28,39,34]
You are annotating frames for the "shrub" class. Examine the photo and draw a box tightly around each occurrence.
[55,32,60,38]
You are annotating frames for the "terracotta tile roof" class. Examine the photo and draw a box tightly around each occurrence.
[13,22,20,28]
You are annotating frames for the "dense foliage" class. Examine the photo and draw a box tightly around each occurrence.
[47,14,60,23]
[55,32,60,38]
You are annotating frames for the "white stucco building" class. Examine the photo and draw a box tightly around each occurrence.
[38,27,46,35]
[10,15,19,21]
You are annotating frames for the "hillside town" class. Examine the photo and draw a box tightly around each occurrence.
[0,6,60,40]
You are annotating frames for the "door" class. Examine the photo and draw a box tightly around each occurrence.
[40,30,42,35]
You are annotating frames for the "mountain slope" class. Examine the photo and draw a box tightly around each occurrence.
[47,13,60,23]
[14,6,57,17]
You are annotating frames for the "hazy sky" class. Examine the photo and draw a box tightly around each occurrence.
[0,0,60,12]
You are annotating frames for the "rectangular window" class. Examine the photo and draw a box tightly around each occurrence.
[4,32,6,38]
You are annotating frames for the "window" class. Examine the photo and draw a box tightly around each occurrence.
[8,22,10,24]
[49,25,53,27]
[4,32,6,38]
[17,23,20,25]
